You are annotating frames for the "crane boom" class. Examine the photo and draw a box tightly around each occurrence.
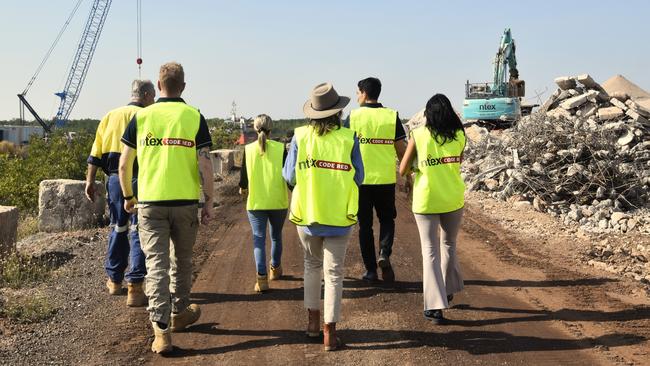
[54,0,112,126]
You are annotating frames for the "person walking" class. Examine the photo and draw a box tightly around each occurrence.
[284,83,364,351]
[399,93,465,324]
[239,114,289,292]
[347,77,406,282]
[85,79,155,307]
[118,62,215,354]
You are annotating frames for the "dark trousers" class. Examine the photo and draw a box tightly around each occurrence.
[105,174,146,284]
[358,184,396,272]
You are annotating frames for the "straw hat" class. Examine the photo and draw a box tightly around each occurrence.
[303,83,350,119]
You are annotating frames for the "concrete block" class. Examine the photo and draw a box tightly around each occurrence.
[597,107,624,120]
[210,149,238,176]
[610,98,628,111]
[38,179,106,233]
[559,90,599,110]
[575,74,602,90]
[579,102,598,118]
[626,99,650,118]
[625,109,650,124]
[0,206,19,256]
[554,76,576,90]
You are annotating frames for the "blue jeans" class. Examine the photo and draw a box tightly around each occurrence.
[105,174,146,284]
[247,209,287,275]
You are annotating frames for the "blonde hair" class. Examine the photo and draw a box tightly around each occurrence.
[159,62,185,95]
[253,114,273,154]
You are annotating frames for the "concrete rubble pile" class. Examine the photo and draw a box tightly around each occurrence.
[463,73,650,234]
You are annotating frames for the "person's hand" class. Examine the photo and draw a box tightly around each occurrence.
[201,198,215,225]
[124,197,138,214]
[239,188,247,195]
[85,180,95,202]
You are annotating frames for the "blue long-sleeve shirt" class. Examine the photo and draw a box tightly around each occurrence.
[283,131,364,237]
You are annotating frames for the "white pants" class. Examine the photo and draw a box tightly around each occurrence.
[297,228,350,323]
[414,208,464,311]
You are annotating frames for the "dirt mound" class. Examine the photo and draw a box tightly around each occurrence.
[602,74,650,100]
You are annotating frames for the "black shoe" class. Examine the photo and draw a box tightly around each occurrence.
[362,271,378,282]
[423,309,445,325]
[447,294,454,304]
[377,256,395,282]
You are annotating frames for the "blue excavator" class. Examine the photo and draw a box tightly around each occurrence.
[462,28,528,127]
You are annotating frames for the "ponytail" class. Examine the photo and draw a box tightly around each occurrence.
[257,129,268,154]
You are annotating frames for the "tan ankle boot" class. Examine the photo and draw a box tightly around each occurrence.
[254,274,269,292]
[306,309,320,337]
[126,282,147,307]
[151,322,172,354]
[323,323,341,351]
[170,304,201,332]
[106,279,122,295]
[269,264,282,280]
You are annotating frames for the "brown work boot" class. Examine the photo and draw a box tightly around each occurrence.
[323,323,342,351]
[106,279,122,295]
[151,322,172,354]
[254,274,269,292]
[126,282,147,307]
[170,304,201,332]
[306,308,320,338]
[269,264,283,280]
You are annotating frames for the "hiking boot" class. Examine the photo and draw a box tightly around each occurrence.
[126,282,147,307]
[106,279,122,295]
[323,323,342,351]
[269,264,283,280]
[306,308,320,338]
[170,304,201,332]
[378,255,395,282]
[362,270,378,282]
[151,322,172,354]
[424,309,446,325]
[254,274,269,292]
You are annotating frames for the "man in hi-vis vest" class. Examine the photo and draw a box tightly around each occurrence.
[347,77,407,283]
[118,62,214,354]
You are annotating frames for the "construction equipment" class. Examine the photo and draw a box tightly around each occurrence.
[462,28,526,127]
[18,0,113,132]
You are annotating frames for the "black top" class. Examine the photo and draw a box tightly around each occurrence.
[121,97,212,150]
[344,103,407,141]
[239,146,289,189]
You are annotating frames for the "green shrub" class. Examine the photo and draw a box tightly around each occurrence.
[0,131,93,213]
[1,293,56,323]
[0,252,51,289]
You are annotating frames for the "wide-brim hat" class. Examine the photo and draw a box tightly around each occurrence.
[303,82,350,119]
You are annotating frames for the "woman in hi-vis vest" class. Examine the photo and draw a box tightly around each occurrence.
[399,94,465,324]
[283,83,364,351]
[239,114,289,293]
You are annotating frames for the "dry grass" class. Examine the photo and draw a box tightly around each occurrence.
[0,252,51,289]
[0,292,56,323]
[17,215,39,241]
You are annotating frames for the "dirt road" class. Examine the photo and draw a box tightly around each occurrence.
[145,191,650,365]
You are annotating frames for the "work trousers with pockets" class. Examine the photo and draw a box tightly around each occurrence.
[246,209,287,275]
[138,204,198,325]
[414,208,464,311]
[358,184,397,272]
[105,174,145,284]
[297,228,350,324]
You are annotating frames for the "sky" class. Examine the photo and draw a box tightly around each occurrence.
[1,0,649,122]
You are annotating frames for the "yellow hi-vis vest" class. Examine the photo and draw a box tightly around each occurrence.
[411,127,466,214]
[245,139,289,210]
[290,125,358,227]
[135,102,201,203]
[349,107,398,185]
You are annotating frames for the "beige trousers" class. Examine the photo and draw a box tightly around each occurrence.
[414,208,464,311]
[137,204,198,324]
[297,228,350,323]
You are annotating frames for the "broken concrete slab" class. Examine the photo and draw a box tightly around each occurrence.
[579,102,598,118]
[555,76,577,90]
[625,109,650,124]
[597,106,624,120]
[626,99,650,118]
[610,98,629,111]
[611,91,630,102]
[0,206,19,256]
[210,149,238,176]
[559,90,599,110]
[575,74,606,92]
[39,179,106,233]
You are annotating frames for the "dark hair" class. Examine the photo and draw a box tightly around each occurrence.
[309,113,341,136]
[357,77,382,100]
[424,94,464,145]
